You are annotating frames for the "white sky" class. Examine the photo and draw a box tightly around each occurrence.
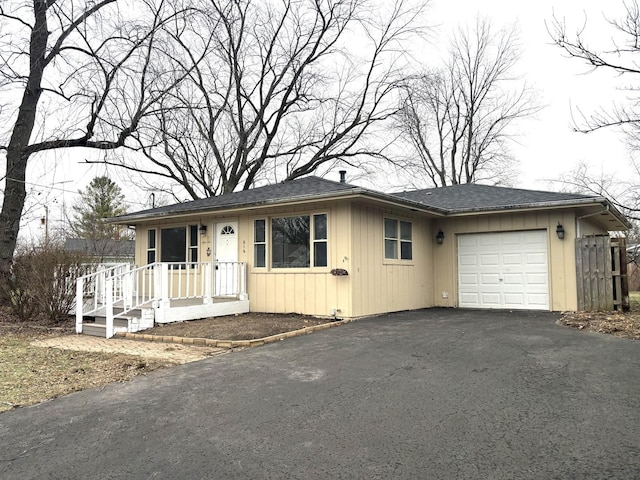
[426,0,632,190]
[20,0,637,240]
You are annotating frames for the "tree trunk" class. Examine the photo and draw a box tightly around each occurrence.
[0,0,48,274]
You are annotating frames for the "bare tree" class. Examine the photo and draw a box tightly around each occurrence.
[0,0,191,274]
[549,1,640,217]
[550,1,640,138]
[93,0,425,200]
[397,18,539,187]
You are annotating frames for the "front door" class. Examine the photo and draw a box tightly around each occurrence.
[215,221,238,296]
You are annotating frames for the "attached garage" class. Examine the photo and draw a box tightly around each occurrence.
[457,230,550,310]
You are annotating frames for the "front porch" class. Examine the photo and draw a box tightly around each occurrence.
[75,262,249,338]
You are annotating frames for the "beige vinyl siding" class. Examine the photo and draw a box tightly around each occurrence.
[243,200,352,318]
[432,210,579,311]
[350,202,433,317]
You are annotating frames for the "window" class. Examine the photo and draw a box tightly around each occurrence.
[189,225,199,263]
[147,229,156,264]
[384,218,412,260]
[313,214,328,267]
[270,214,328,268]
[384,218,398,259]
[159,225,198,264]
[254,219,266,267]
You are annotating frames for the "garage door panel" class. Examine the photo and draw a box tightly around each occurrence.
[526,273,548,285]
[458,230,549,310]
[480,273,501,285]
[526,294,549,306]
[478,235,500,247]
[502,253,523,265]
[524,231,546,244]
[525,252,546,265]
[458,254,478,266]
[503,293,525,306]
[459,274,479,286]
[479,254,499,266]
[503,273,524,284]
[460,292,480,304]
[480,293,501,305]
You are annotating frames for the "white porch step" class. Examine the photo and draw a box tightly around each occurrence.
[81,323,108,337]
[93,316,131,328]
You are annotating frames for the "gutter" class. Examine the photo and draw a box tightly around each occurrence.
[575,204,611,237]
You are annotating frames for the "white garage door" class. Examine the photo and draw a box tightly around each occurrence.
[458,230,549,310]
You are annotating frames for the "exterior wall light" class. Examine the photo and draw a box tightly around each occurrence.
[436,229,445,244]
[556,223,565,239]
[199,224,207,235]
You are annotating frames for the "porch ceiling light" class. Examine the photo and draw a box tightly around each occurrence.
[199,224,207,235]
[556,223,565,239]
[436,229,445,244]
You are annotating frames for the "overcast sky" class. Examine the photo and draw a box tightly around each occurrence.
[21,0,636,240]
[426,0,632,190]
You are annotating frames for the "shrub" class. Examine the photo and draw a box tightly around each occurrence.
[1,243,89,322]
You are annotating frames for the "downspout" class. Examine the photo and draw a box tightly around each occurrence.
[576,204,610,238]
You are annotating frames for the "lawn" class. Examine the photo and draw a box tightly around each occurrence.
[0,326,174,413]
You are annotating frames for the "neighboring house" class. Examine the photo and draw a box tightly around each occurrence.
[105,175,629,320]
[64,238,134,264]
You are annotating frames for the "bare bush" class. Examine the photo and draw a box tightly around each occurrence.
[2,244,89,322]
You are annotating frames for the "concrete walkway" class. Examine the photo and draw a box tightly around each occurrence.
[32,335,227,364]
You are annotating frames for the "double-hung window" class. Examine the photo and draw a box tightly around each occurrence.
[384,218,412,260]
[254,219,266,267]
[147,229,156,264]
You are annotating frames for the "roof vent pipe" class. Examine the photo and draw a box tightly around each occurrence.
[339,170,346,183]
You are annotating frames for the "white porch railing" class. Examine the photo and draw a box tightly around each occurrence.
[76,261,247,338]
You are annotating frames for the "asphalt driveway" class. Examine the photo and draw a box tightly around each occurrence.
[1,309,639,479]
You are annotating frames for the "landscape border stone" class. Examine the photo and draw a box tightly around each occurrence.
[116,317,358,348]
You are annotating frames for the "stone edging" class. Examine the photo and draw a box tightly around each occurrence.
[114,317,359,348]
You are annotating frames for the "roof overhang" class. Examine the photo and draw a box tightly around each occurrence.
[444,197,631,231]
[110,187,631,232]
[108,188,448,225]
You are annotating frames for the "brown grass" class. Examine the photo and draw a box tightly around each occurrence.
[0,326,175,413]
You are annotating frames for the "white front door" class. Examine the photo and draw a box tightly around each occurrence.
[457,230,550,310]
[215,221,238,296]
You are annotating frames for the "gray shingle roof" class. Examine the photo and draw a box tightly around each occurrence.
[116,177,358,222]
[113,175,623,225]
[63,238,135,257]
[393,184,596,213]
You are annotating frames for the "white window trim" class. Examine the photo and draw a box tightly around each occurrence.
[383,216,414,264]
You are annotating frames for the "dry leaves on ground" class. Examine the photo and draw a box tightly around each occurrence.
[558,312,640,340]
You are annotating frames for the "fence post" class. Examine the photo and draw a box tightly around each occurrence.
[76,277,83,334]
[105,278,114,339]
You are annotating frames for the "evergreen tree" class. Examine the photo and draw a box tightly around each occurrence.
[70,176,128,240]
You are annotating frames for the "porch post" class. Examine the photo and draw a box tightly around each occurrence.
[123,263,132,309]
[153,263,170,323]
[238,262,248,301]
[203,261,212,304]
[75,277,83,334]
[105,278,114,339]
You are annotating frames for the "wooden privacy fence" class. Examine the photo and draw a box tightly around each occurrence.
[575,235,629,311]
